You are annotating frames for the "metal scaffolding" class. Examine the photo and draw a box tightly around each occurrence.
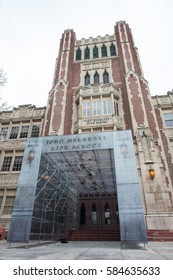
[30,153,78,241]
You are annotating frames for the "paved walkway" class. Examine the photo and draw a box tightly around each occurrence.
[1,240,173,260]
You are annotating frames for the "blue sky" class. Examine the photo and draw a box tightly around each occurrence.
[0,0,173,108]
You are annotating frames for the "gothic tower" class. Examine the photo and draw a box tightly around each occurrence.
[43,21,173,237]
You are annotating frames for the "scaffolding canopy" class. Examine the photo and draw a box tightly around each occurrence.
[7,131,147,244]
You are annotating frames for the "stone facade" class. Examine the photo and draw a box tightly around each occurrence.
[0,104,46,229]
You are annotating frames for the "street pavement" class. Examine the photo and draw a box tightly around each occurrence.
[1,240,173,260]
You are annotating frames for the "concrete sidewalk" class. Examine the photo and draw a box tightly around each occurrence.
[1,240,173,260]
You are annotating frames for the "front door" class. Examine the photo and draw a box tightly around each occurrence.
[79,195,119,230]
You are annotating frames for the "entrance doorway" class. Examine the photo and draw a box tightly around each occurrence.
[79,194,119,230]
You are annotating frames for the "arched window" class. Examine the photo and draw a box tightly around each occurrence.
[94,71,99,84]
[105,203,110,224]
[84,46,90,59]
[76,48,81,61]
[93,46,98,58]
[110,43,116,56]
[101,45,107,57]
[103,70,109,83]
[84,72,90,85]
[80,203,85,224]
[91,203,97,224]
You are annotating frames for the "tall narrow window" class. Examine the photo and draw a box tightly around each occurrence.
[84,46,90,59]
[114,102,119,116]
[110,43,116,56]
[103,99,111,115]
[3,196,15,215]
[105,203,111,224]
[163,113,173,127]
[92,100,101,116]
[12,156,23,171]
[101,45,107,57]
[9,127,19,139]
[93,46,98,58]
[31,125,40,137]
[83,101,91,116]
[91,203,97,224]
[94,72,99,84]
[0,127,8,140]
[20,125,29,138]
[103,70,109,83]
[84,72,90,85]
[76,48,81,61]
[80,203,85,224]
[1,156,12,171]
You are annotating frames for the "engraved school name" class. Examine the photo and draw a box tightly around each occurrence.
[44,135,107,152]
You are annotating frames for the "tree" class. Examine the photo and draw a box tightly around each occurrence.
[0,68,8,110]
[0,68,7,87]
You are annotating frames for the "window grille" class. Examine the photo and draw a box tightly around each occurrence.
[92,100,101,115]
[0,127,8,140]
[3,196,15,215]
[12,156,23,171]
[83,101,91,116]
[1,156,12,171]
[20,126,29,138]
[9,127,19,139]
[103,99,111,115]
[31,125,40,137]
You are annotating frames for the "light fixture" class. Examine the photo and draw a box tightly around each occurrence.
[42,175,50,180]
[149,168,155,180]
[28,149,35,162]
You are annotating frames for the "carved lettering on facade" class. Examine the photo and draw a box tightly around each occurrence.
[82,118,111,125]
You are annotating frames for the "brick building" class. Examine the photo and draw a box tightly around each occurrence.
[1,21,173,242]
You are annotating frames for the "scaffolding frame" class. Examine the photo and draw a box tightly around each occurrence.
[30,153,78,241]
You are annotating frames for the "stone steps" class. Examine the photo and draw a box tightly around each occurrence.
[69,229,120,241]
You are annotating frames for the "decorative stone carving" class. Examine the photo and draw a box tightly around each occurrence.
[135,126,155,163]
[0,174,19,186]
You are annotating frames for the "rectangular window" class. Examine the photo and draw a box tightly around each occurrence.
[0,127,8,140]
[0,196,3,206]
[114,102,119,116]
[163,113,173,127]
[31,125,40,137]
[1,157,12,171]
[9,127,19,139]
[20,125,29,138]
[92,100,101,116]
[12,156,23,171]
[3,196,15,215]
[83,101,91,117]
[103,99,111,115]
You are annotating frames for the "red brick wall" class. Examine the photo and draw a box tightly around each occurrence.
[114,24,133,132]
[147,230,173,241]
